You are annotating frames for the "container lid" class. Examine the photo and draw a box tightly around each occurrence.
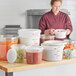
[0,35,18,41]
[26,46,43,52]
[18,29,41,34]
[7,49,17,63]
[18,29,41,38]
[42,40,65,46]
[11,44,26,50]
[55,29,66,33]
[40,34,55,38]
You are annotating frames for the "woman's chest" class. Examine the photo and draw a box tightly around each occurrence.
[46,15,66,29]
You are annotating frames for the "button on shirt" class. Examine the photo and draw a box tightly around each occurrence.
[39,10,73,34]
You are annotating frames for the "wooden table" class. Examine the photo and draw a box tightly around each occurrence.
[0,58,76,76]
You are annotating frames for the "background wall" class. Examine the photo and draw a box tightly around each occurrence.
[0,0,50,29]
[0,0,76,39]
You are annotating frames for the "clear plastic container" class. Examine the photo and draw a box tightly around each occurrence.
[40,34,55,44]
[26,46,43,64]
[0,35,18,61]
[10,44,26,63]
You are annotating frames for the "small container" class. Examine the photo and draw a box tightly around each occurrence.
[55,29,66,39]
[40,34,54,44]
[40,34,45,44]
[26,46,43,64]
[64,40,75,58]
[64,49,72,59]
[0,35,18,61]
[10,44,26,63]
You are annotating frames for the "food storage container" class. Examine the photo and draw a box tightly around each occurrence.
[10,44,26,63]
[26,46,43,64]
[55,29,66,39]
[18,29,41,46]
[0,35,18,61]
[64,40,75,59]
[41,40,65,61]
[40,34,55,44]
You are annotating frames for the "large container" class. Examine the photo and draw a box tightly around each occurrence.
[18,29,41,46]
[41,40,65,61]
[0,35,18,61]
[26,46,43,64]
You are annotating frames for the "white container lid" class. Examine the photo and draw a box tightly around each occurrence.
[55,29,66,32]
[7,49,17,63]
[26,46,43,52]
[18,29,41,38]
[42,40,65,46]
[11,44,26,50]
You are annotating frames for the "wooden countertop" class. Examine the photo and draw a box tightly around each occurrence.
[0,58,76,72]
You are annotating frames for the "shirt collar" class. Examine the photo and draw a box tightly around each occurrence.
[51,9,60,16]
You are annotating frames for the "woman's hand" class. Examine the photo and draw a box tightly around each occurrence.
[66,29,71,35]
[44,29,55,35]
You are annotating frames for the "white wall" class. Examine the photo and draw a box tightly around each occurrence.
[62,0,76,40]
[0,0,50,29]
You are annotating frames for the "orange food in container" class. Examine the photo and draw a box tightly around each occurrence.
[26,46,43,64]
[0,35,18,61]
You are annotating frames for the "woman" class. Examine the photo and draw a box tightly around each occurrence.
[39,0,73,38]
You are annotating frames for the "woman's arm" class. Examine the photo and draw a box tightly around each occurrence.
[65,15,73,35]
[39,15,47,34]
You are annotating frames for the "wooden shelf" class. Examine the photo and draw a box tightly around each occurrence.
[0,58,76,72]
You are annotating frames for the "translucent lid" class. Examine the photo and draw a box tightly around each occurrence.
[7,49,17,63]
[26,46,43,52]
[11,44,26,50]
[42,40,65,46]
[55,29,66,32]
[64,39,75,44]
[0,35,18,41]
[40,34,55,38]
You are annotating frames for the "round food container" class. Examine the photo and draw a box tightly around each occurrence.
[0,35,18,61]
[18,29,41,46]
[55,29,66,39]
[26,46,43,64]
[7,44,26,63]
[41,40,65,61]
[40,34,55,44]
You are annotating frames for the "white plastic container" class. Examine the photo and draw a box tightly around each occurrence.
[41,40,65,61]
[55,29,66,39]
[18,29,41,46]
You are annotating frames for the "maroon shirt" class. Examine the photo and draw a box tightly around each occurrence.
[39,10,73,35]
